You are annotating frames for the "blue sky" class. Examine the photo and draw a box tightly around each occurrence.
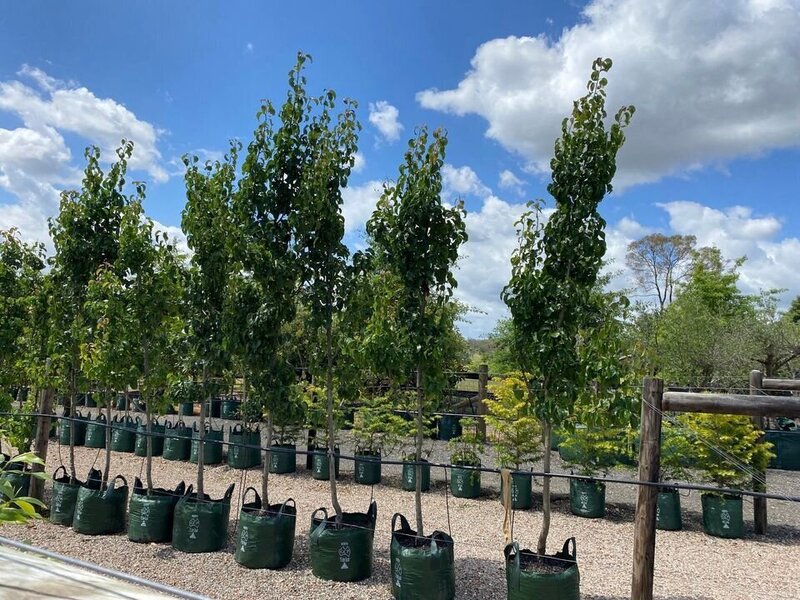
[1,0,799,336]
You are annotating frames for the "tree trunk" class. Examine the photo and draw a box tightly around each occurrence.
[68,355,77,482]
[326,316,343,523]
[102,387,111,486]
[262,414,273,507]
[415,364,425,538]
[537,422,552,555]
[197,364,208,499]
[144,344,153,495]
[30,384,54,502]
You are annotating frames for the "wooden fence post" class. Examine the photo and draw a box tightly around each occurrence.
[631,377,663,600]
[750,369,767,534]
[477,364,488,441]
[29,386,54,502]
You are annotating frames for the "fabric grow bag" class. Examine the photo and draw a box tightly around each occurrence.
[437,415,462,441]
[402,459,430,492]
[499,471,533,510]
[505,538,580,600]
[135,421,165,457]
[178,401,194,417]
[110,415,137,453]
[354,451,382,485]
[171,483,235,553]
[163,420,191,461]
[234,488,296,569]
[205,398,222,419]
[73,473,129,535]
[309,501,377,582]
[311,447,340,480]
[390,512,455,600]
[451,462,480,499]
[227,425,261,469]
[569,478,605,518]
[269,444,296,474]
[84,414,108,449]
[221,399,240,420]
[656,487,682,531]
[128,477,185,543]
[59,412,87,446]
[50,466,82,526]
[189,423,223,465]
[766,430,800,471]
[701,493,744,539]
[1,463,31,497]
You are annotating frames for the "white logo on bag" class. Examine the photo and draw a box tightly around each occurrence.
[656,506,661,521]
[511,481,519,502]
[140,503,151,527]
[579,491,589,510]
[358,464,365,478]
[189,513,200,539]
[54,488,63,513]
[721,509,731,529]
[240,526,249,551]
[395,560,402,587]
[339,542,351,569]
[456,474,464,492]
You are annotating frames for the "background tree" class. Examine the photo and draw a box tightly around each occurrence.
[48,143,132,481]
[502,58,634,555]
[367,126,467,537]
[181,144,239,499]
[626,234,696,311]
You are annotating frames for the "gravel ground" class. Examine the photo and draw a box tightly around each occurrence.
[1,415,798,600]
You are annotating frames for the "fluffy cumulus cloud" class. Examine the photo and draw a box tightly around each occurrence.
[368,100,403,142]
[442,164,491,199]
[342,180,384,235]
[417,0,800,189]
[0,65,168,244]
[498,169,525,195]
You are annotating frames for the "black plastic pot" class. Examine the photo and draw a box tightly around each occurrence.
[128,478,185,543]
[450,462,480,499]
[72,473,129,535]
[228,425,261,469]
[656,487,682,531]
[569,478,606,518]
[49,466,82,526]
[234,489,296,570]
[390,512,455,599]
[402,459,430,492]
[499,471,533,510]
[135,421,165,457]
[354,451,382,485]
[110,415,138,453]
[269,444,297,474]
[172,483,234,553]
[309,501,377,582]
[311,447,340,480]
[189,423,224,465]
[701,493,743,539]
[84,414,108,449]
[163,420,191,461]
[505,538,579,600]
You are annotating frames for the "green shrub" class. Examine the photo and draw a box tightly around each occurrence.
[484,375,542,469]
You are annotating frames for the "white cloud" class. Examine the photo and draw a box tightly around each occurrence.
[342,180,383,234]
[368,101,403,142]
[153,220,190,258]
[442,164,491,200]
[417,0,800,189]
[498,169,525,195]
[352,151,366,173]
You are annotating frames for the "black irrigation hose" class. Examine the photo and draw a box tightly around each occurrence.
[3,410,799,504]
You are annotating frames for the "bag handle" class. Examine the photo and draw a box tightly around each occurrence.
[232,423,243,434]
[279,498,295,514]
[505,542,521,590]
[391,512,410,533]
[561,537,577,561]
[366,500,377,525]
[135,416,142,426]
[310,507,328,544]
[113,474,128,487]
[311,507,328,523]
[184,484,194,497]
[223,483,235,502]
[175,481,186,496]
[133,477,143,492]
[97,413,107,423]
[53,465,67,480]
[243,486,261,508]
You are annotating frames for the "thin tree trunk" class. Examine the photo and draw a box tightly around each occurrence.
[415,364,424,538]
[326,316,343,523]
[144,344,153,495]
[102,387,111,486]
[68,355,77,482]
[262,413,273,507]
[197,363,207,499]
[537,422,552,555]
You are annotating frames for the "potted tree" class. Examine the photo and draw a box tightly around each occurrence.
[448,417,483,499]
[502,58,634,598]
[485,375,543,510]
[367,126,467,600]
[681,413,773,539]
[352,394,406,485]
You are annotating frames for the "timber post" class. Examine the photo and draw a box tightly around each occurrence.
[750,370,767,534]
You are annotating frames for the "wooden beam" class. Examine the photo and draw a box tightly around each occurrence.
[762,378,800,392]
[662,392,800,417]
[631,377,663,600]
[750,371,767,534]
[476,364,488,441]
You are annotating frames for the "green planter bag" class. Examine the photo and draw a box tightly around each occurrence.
[227,425,261,469]
[178,402,194,417]
[110,415,137,453]
[402,459,430,492]
[84,414,108,449]
[450,462,480,499]
[311,447,340,480]
[171,483,235,553]
[354,451,382,485]
[234,488,296,570]
[59,412,87,446]
[135,420,165,457]
[1,465,31,497]
[499,471,533,510]
[128,477,185,543]
[309,501,377,582]
[269,444,296,474]
[569,478,605,518]
[437,415,462,441]
[390,512,455,600]
[505,538,580,600]
[114,394,127,411]
[766,430,800,471]
[73,472,129,535]
[221,399,240,420]
[49,466,82,526]
[190,423,224,465]
[656,487,682,531]
[205,398,222,419]
[163,420,191,461]
[701,493,744,539]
